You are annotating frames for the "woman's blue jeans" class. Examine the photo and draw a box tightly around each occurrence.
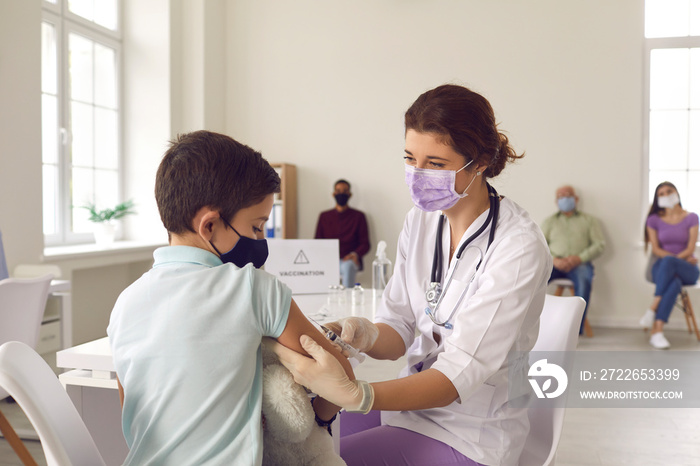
[651,256,700,322]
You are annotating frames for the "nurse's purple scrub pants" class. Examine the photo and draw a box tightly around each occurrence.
[340,411,486,466]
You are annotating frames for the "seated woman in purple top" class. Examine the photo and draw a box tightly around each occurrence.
[640,182,699,349]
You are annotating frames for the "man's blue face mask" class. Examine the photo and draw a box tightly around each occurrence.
[210,217,269,268]
[557,196,576,213]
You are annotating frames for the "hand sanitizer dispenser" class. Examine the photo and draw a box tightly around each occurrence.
[372,241,392,294]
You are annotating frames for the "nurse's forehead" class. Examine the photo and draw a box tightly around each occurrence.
[405,131,460,158]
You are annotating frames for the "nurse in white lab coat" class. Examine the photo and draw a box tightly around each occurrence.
[271,84,552,466]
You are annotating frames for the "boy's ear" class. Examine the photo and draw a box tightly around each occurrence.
[195,208,221,241]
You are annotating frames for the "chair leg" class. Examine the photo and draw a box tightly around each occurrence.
[0,409,38,466]
[554,285,565,297]
[680,290,700,341]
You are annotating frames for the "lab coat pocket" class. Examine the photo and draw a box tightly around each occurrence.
[462,383,496,418]
[456,383,496,443]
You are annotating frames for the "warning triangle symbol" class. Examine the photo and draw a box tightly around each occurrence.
[294,250,310,264]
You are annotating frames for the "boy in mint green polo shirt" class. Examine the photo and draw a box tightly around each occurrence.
[107,130,354,465]
[540,185,605,335]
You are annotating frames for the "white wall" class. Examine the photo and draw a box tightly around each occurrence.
[0,0,43,269]
[122,0,173,241]
[0,0,689,343]
[223,0,675,329]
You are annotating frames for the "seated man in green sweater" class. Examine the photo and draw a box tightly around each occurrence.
[541,185,605,335]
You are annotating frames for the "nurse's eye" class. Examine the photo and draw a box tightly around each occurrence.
[429,161,446,168]
[403,155,416,164]
[253,226,263,234]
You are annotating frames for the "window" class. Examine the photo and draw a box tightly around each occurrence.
[645,0,700,213]
[42,0,121,245]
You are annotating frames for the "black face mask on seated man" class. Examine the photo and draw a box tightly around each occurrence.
[334,193,350,207]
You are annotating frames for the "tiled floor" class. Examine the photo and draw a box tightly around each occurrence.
[1,327,699,465]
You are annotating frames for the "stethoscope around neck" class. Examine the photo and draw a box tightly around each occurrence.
[424,184,500,329]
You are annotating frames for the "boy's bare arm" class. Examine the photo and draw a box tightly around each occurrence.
[117,376,124,408]
[275,299,355,421]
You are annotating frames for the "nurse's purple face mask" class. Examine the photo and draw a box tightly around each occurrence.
[404,160,476,212]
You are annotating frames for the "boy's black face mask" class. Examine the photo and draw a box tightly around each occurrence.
[210,219,269,269]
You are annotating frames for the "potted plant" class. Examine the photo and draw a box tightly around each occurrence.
[81,200,136,245]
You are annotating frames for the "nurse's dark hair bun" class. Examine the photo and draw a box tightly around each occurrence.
[405,84,523,178]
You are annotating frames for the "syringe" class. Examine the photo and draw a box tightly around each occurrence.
[309,317,365,362]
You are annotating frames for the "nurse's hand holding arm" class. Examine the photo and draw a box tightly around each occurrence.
[270,335,459,412]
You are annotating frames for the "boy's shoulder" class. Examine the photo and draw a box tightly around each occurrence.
[152,245,222,267]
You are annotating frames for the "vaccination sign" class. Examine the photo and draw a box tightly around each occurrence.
[508,351,700,408]
[265,239,340,294]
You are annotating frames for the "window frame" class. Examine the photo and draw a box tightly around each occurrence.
[643,33,700,220]
[42,0,123,246]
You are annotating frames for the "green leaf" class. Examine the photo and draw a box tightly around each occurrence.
[80,199,136,223]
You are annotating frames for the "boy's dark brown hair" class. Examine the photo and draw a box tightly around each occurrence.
[155,130,280,234]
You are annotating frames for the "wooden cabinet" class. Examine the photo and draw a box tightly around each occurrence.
[269,163,297,239]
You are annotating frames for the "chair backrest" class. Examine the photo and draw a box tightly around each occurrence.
[0,341,106,466]
[0,274,54,402]
[645,254,658,283]
[0,274,53,350]
[13,264,62,280]
[519,294,585,466]
[532,295,585,353]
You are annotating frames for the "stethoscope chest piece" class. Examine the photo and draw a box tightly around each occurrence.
[425,282,442,308]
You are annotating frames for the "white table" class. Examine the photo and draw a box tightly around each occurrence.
[56,290,383,464]
[294,289,380,324]
[57,338,127,465]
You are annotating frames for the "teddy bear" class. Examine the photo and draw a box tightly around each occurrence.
[261,339,347,466]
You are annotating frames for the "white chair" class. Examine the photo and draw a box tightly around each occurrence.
[0,274,54,465]
[13,264,62,280]
[548,278,593,337]
[519,294,585,466]
[0,341,106,466]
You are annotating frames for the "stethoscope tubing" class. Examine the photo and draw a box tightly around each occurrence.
[426,184,500,328]
[427,244,484,327]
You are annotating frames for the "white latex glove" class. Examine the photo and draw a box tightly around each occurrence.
[269,336,369,411]
[325,317,379,353]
